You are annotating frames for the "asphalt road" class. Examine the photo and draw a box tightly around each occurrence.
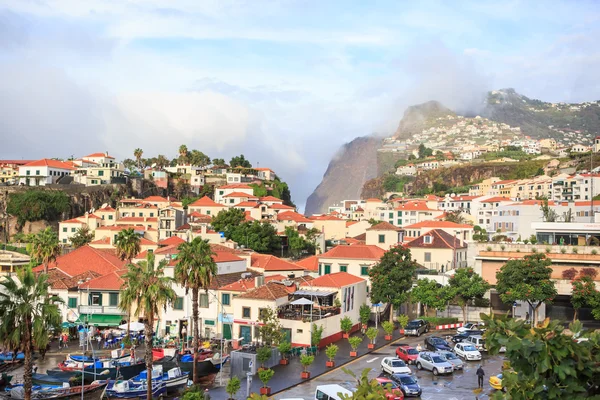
[273,331,504,400]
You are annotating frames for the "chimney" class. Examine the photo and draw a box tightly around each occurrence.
[255,275,264,287]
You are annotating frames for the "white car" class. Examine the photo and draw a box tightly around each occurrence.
[381,357,412,375]
[454,342,482,361]
[457,322,485,333]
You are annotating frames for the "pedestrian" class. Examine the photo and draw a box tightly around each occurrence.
[476,365,485,388]
[416,343,422,352]
[203,388,211,400]
[63,333,69,348]
[58,335,63,350]
[96,335,101,349]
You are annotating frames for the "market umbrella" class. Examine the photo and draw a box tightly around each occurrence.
[290,298,313,306]
[119,322,145,332]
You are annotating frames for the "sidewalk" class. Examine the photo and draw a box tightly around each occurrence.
[209,326,403,399]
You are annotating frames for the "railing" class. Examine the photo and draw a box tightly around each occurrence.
[79,305,126,315]
[278,307,340,322]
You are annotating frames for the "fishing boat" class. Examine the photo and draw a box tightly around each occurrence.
[54,360,146,381]
[0,353,23,363]
[0,381,107,399]
[130,366,189,394]
[178,352,229,376]
[103,379,166,399]
[32,374,72,387]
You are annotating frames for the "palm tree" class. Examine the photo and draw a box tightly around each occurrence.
[0,267,62,400]
[115,228,141,335]
[175,238,217,384]
[120,253,176,400]
[30,228,61,274]
[178,144,188,163]
[134,148,144,169]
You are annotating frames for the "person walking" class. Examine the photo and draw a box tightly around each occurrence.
[476,365,485,389]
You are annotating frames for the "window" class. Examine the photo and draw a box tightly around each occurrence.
[71,227,76,232]
[108,215,113,220]
[424,252,431,262]
[424,235,432,244]
[68,297,78,308]
[150,213,154,217]
[63,227,67,232]
[222,293,231,306]
[90,293,102,306]
[361,266,369,276]
[319,263,322,275]
[219,191,224,195]
[98,170,104,176]
[389,212,393,219]
[323,264,331,274]
[340,265,347,272]
[174,297,184,310]
[199,293,209,308]
[26,170,30,176]
[62,239,67,244]
[36,170,40,175]
[139,212,143,217]
[206,210,210,215]
[109,293,118,307]
[378,234,385,243]
[242,307,251,319]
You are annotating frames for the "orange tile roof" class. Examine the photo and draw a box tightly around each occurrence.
[244,211,255,221]
[366,198,382,202]
[301,272,364,288]
[234,201,260,208]
[277,211,312,223]
[140,238,157,246]
[210,244,245,254]
[33,245,125,277]
[85,152,115,159]
[159,236,185,246]
[448,196,479,201]
[309,215,343,221]
[354,207,364,212]
[218,184,254,189]
[343,237,365,245]
[213,251,245,263]
[251,254,306,271]
[90,237,111,245]
[188,212,212,223]
[480,196,511,203]
[259,196,282,202]
[219,274,285,292]
[319,244,385,260]
[61,218,85,224]
[143,195,170,202]
[295,255,319,272]
[367,221,402,231]
[47,269,102,290]
[116,217,158,223]
[403,220,473,229]
[406,229,466,250]
[223,192,258,198]
[394,201,435,211]
[425,195,444,201]
[189,196,223,207]
[346,221,358,227]
[79,270,126,290]
[237,281,294,300]
[268,204,295,210]
[23,158,76,170]
[96,225,147,232]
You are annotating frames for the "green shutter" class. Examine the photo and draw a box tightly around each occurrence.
[361,266,369,276]
[222,293,230,306]
[109,293,118,307]
[340,265,347,272]
[319,264,322,275]
[378,234,385,243]
[68,298,78,308]
[174,297,184,310]
[324,265,331,274]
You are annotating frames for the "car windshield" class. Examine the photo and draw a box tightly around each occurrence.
[463,345,477,351]
[379,381,399,389]
[407,349,419,355]
[431,338,444,343]
[432,356,445,363]
[444,353,458,360]
[391,360,406,367]
[406,322,419,328]
[399,376,417,385]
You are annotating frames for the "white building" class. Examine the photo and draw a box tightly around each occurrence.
[18,159,75,186]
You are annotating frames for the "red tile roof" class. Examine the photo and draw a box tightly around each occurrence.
[140,238,157,246]
[309,215,343,221]
[301,272,364,288]
[79,270,126,290]
[319,244,385,260]
[480,197,511,203]
[366,198,382,202]
[188,212,212,223]
[189,196,223,207]
[251,254,305,271]
[143,196,170,202]
[34,246,126,277]
[367,221,402,231]
[346,221,358,227]
[295,255,319,272]
[213,251,245,263]
[268,204,295,210]
[343,237,365,245]
[218,184,254,190]
[406,229,466,250]
[244,211,255,221]
[394,201,435,211]
[277,211,312,223]
[23,158,76,170]
[61,218,85,224]
[90,237,111,245]
[403,220,473,229]
[259,196,283,202]
[85,152,115,159]
[219,274,285,292]
[223,192,258,198]
[234,201,260,208]
[158,236,185,246]
[237,281,295,300]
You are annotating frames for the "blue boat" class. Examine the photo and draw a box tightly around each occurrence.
[103,379,166,399]
[130,366,189,394]
[0,353,24,362]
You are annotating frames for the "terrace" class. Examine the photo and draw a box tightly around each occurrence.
[277,290,341,322]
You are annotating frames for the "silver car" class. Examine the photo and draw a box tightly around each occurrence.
[415,351,454,375]
[438,350,464,370]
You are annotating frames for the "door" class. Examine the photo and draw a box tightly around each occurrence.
[223,323,232,340]
[240,326,251,344]
[282,328,292,344]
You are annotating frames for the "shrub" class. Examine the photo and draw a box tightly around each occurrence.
[277,341,291,360]
[561,248,567,254]
[473,297,490,307]
[529,235,538,245]
[562,268,578,281]
[325,344,338,362]
[500,245,506,251]
[572,247,579,254]
[546,247,552,253]
[523,239,530,245]
[7,189,70,225]
[531,248,537,253]
[226,376,241,399]
[340,317,353,334]
[516,249,521,253]
[381,321,394,336]
[359,304,371,325]
[580,268,598,279]
[592,249,598,255]
[300,354,314,372]
[311,324,324,347]
[486,246,492,251]
[258,368,274,388]
[348,336,362,351]
[366,327,378,343]
[397,314,409,328]
[257,346,272,368]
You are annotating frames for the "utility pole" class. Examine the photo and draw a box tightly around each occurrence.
[591,152,594,223]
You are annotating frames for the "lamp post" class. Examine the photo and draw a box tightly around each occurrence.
[208,291,226,387]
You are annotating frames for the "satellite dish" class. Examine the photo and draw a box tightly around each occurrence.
[151,163,157,168]
[101,203,108,209]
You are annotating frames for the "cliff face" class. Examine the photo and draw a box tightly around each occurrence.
[393,100,455,139]
[304,136,381,215]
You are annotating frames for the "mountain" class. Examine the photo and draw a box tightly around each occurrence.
[304,136,381,215]
[393,100,456,139]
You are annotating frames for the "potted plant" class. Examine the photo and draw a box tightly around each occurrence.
[256,346,271,371]
[359,304,371,333]
[325,344,338,368]
[382,321,394,341]
[340,316,353,339]
[278,341,291,365]
[334,297,342,309]
[258,368,274,395]
[366,327,378,349]
[300,354,314,379]
[348,336,362,357]
[226,375,241,399]
[397,314,409,335]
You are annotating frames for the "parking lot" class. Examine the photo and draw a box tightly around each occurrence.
[274,331,505,400]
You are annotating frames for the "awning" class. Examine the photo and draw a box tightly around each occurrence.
[293,290,336,297]
[289,298,314,306]
[75,314,123,327]
[61,322,75,328]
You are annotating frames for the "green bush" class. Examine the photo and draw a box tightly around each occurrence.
[0,244,29,255]
[7,189,70,225]
[258,368,274,388]
[381,321,394,335]
[348,336,362,351]
[225,376,241,399]
[561,248,567,254]
[397,314,409,328]
[340,316,353,334]
[572,247,579,254]
[277,341,291,360]
[300,354,314,372]
[366,327,378,343]
[325,344,338,361]
[421,317,459,325]
[256,346,272,368]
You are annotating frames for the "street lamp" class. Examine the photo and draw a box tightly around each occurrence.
[208,291,227,387]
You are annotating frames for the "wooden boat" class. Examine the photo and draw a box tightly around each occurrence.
[103,379,166,399]
[0,353,23,363]
[130,366,189,394]
[54,360,146,381]
[0,381,107,399]
[178,353,229,376]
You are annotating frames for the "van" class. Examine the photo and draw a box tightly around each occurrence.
[465,335,486,351]
[315,384,354,400]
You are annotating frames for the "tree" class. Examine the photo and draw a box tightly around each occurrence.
[447,267,490,323]
[212,158,225,166]
[230,221,281,254]
[540,198,558,222]
[258,307,283,345]
[210,209,246,234]
[285,226,314,258]
[483,315,600,399]
[472,225,489,242]
[175,180,191,199]
[444,209,468,225]
[359,303,371,326]
[339,368,388,400]
[120,252,176,400]
[225,376,240,400]
[572,276,597,321]
[133,148,144,169]
[418,144,433,159]
[155,154,170,168]
[7,190,69,226]
[369,246,417,323]
[178,144,189,163]
[70,226,94,248]
[311,323,324,346]
[115,228,141,335]
[229,154,252,168]
[198,184,215,199]
[175,238,217,383]
[0,267,62,400]
[30,228,61,274]
[188,150,211,167]
[411,278,451,316]
[495,253,557,325]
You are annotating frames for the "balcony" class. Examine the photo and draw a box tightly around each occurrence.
[78,305,126,315]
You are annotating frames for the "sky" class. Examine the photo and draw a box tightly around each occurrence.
[1,0,600,210]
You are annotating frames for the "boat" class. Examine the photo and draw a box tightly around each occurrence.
[0,353,23,363]
[32,374,72,387]
[103,379,166,399]
[54,360,146,381]
[178,353,229,376]
[130,366,189,394]
[0,381,107,399]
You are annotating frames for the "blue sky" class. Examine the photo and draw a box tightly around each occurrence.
[1,0,599,209]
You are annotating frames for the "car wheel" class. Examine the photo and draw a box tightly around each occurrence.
[433,368,439,376]
[417,331,421,337]
[416,362,422,370]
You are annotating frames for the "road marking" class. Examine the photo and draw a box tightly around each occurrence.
[366,357,379,363]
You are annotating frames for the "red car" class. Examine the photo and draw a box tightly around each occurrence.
[375,377,405,400]
[396,345,419,365]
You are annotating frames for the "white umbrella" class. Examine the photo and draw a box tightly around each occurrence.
[119,322,145,332]
[290,298,313,306]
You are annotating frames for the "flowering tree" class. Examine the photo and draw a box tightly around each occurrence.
[571,276,596,321]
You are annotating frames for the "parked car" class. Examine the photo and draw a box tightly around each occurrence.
[415,352,454,375]
[381,357,411,375]
[395,346,419,365]
[465,335,506,353]
[389,373,422,397]
[374,377,405,400]
[315,384,354,400]
[424,336,452,352]
[438,350,464,370]
[453,342,482,361]
[451,330,485,343]
[403,320,430,336]
[457,322,485,333]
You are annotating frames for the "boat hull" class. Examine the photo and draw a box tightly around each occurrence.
[104,380,166,399]
[1,382,107,400]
